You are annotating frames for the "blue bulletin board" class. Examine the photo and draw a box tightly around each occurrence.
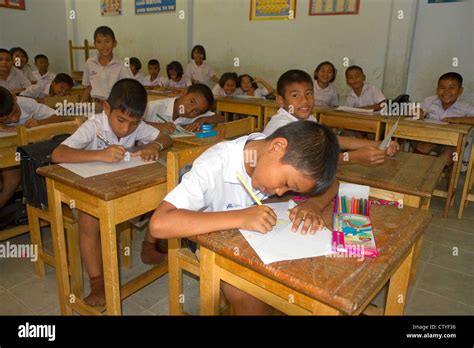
[135,0,176,14]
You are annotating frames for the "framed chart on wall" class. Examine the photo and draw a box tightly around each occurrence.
[135,0,176,14]
[0,0,25,10]
[250,0,297,21]
[309,0,360,16]
[100,0,122,16]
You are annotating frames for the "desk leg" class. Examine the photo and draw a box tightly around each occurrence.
[385,245,415,315]
[200,246,220,315]
[99,201,121,315]
[444,135,466,217]
[46,178,73,315]
[408,236,424,287]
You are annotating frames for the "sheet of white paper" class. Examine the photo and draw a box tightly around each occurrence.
[378,118,399,149]
[233,95,265,100]
[239,202,335,264]
[338,182,369,199]
[405,117,447,125]
[336,106,378,115]
[58,156,156,178]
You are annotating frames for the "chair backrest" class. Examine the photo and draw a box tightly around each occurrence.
[166,145,213,192]
[42,94,81,109]
[216,117,255,140]
[0,132,19,148]
[17,118,83,146]
[68,39,96,79]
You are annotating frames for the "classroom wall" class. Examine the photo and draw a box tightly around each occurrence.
[0,0,69,74]
[406,0,474,102]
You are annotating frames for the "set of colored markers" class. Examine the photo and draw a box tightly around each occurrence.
[333,195,370,216]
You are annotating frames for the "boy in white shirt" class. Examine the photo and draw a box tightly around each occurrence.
[20,73,74,100]
[31,54,56,84]
[142,59,166,87]
[150,120,340,314]
[0,86,65,209]
[52,79,172,306]
[145,83,223,133]
[264,70,399,166]
[212,72,242,97]
[81,26,132,103]
[0,49,31,93]
[345,65,386,111]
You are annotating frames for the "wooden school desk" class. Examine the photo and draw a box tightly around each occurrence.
[319,110,385,140]
[198,204,431,316]
[171,135,223,147]
[0,132,19,169]
[37,154,181,315]
[383,117,471,217]
[215,96,265,131]
[147,87,182,102]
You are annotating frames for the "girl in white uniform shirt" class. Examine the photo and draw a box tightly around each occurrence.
[212,72,242,97]
[184,45,219,87]
[129,57,145,84]
[313,61,339,106]
[237,74,274,98]
[162,61,191,89]
[10,47,35,83]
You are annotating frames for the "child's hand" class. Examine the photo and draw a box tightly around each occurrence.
[253,76,263,84]
[24,118,41,128]
[289,200,325,235]
[354,147,386,166]
[132,144,160,162]
[443,117,461,124]
[239,205,277,233]
[184,119,205,132]
[158,122,176,134]
[100,145,126,163]
[386,140,400,156]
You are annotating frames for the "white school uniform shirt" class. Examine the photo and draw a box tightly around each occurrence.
[164,133,268,212]
[144,97,215,126]
[263,107,317,136]
[313,81,339,106]
[346,84,385,108]
[212,85,242,97]
[0,67,32,91]
[6,97,55,126]
[142,75,167,87]
[184,61,216,87]
[421,96,474,121]
[132,71,145,84]
[31,71,56,84]
[20,64,36,82]
[20,81,52,99]
[61,112,159,151]
[162,76,191,88]
[251,87,269,98]
[82,55,132,100]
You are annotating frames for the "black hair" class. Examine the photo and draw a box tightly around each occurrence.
[267,121,340,196]
[187,84,214,111]
[438,72,463,87]
[107,79,147,118]
[277,69,313,97]
[52,73,74,88]
[34,54,48,62]
[129,57,142,71]
[0,48,12,58]
[345,65,364,77]
[9,47,29,63]
[94,26,116,41]
[0,86,15,118]
[314,61,337,83]
[218,72,238,88]
[191,45,206,60]
[166,61,184,79]
[148,59,160,67]
[237,74,258,90]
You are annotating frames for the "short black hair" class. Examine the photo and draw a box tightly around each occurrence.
[9,47,29,62]
[277,69,313,97]
[187,84,214,111]
[34,54,48,62]
[0,86,15,118]
[107,79,147,118]
[345,65,364,77]
[219,72,238,88]
[314,61,337,83]
[439,72,463,87]
[130,57,142,71]
[166,61,184,79]
[94,26,116,41]
[191,45,206,60]
[267,121,340,196]
[148,59,160,67]
[52,73,74,88]
[0,48,12,58]
[237,74,258,90]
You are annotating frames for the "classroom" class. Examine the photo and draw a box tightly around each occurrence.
[0,0,473,330]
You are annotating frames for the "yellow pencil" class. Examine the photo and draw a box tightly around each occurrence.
[235,171,263,206]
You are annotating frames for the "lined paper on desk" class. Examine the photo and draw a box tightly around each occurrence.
[239,202,334,264]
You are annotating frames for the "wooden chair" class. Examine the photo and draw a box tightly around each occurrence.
[216,117,256,139]
[42,94,81,109]
[458,142,474,219]
[167,145,212,315]
[68,40,96,83]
